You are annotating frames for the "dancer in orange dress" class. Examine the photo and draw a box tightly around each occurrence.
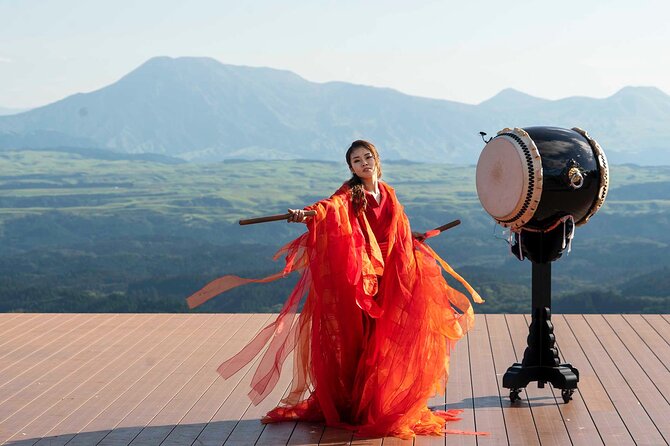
[186,140,485,439]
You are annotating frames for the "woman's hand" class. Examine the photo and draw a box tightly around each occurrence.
[287,208,307,223]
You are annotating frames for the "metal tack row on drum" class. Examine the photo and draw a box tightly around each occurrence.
[476,126,609,233]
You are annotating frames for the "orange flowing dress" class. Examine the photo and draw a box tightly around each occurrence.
[186,181,484,439]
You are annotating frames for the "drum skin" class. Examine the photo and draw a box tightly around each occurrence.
[476,126,608,231]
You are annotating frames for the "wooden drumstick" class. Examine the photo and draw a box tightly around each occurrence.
[432,219,461,233]
[418,219,461,240]
[239,210,317,225]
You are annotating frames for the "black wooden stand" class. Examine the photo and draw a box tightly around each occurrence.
[502,262,579,403]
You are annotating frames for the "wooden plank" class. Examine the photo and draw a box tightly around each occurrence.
[253,418,297,446]
[530,313,603,446]
[631,315,670,371]
[0,313,73,363]
[551,315,631,445]
[0,313,39,335]
[466,313,507,445]
[0,314,130,407]
[640,314,670,369]
[92,314,236,445]
[564,314,666,445]
[196,326,296,446]
[286,421,324,446]
[32,313,192,446]
[0,312,18,331]
[1,314,149,445]
[606,314,670,394]
[506,314,571,446]
[159,314,274,446]
[95,314,230,445]
[351,433,386,446]
[0,314,138,443]
[0,314,106,398]
[379,434,412,446]
[225,354,295,445]
[0,313,55,348]
[444,333,476,446]
[250,351,315,446]
[585,314,670,443]
[2,313,669,446]
[125,314,248,446]
[24,314,172,446]
[487,314,538,446]
[318,426,354,445]
[187,314,280,445]
[65,314,217,446]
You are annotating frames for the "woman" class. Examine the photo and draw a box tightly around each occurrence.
[186,140,484,439]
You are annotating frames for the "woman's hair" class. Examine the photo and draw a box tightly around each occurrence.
[345,140,383,214]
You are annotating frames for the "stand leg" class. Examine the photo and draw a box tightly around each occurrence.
[502,262,579,403]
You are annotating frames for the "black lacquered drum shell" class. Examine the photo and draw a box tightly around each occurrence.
[523,126,600,229]
[477,125,608,231]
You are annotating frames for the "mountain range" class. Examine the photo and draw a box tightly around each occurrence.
[0,106,28,116]
[1,56,669,165]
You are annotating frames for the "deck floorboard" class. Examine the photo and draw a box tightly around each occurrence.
[0,313,668,446]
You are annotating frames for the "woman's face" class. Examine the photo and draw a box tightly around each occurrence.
[349,147,377,180]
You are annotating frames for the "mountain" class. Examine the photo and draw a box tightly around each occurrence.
[0,106,28,116]
[1,56,669,164]
[478,88,550,109]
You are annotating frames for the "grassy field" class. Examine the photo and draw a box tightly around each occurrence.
[1,148,669,313]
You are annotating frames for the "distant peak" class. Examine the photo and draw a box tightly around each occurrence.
[126,56,306,82]
[497,87,527,96]
[610,85,669,98]
[138,56,223,69]
[479,88,547,107]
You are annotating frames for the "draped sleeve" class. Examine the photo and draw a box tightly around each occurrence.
[305,184,385,318]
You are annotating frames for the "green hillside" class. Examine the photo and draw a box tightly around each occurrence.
[1,148,669,313]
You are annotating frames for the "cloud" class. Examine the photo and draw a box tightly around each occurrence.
[0,56,12,63]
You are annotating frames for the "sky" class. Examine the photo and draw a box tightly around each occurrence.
[1,0,668,109]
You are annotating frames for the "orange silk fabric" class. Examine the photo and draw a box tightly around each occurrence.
[186,182,484,438]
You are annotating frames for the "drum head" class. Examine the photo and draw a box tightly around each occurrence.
[476,137,526,221]
[476,129,543,230]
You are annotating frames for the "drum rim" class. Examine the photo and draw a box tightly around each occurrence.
[572,127,609,226]
[492,128,543,230]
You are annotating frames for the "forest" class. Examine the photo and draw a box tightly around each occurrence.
[1,148,668,314]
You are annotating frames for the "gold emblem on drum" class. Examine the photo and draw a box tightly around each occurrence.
[567,166,584,189]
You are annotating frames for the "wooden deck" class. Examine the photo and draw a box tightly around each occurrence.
[0,313,669,446]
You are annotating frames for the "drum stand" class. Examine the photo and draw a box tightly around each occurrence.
[503,230,579,403]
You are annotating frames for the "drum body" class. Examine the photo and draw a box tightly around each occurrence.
[476,126,609,231]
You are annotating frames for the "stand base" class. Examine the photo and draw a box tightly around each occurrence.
[503,363,579,403]
[502,303,580,403]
